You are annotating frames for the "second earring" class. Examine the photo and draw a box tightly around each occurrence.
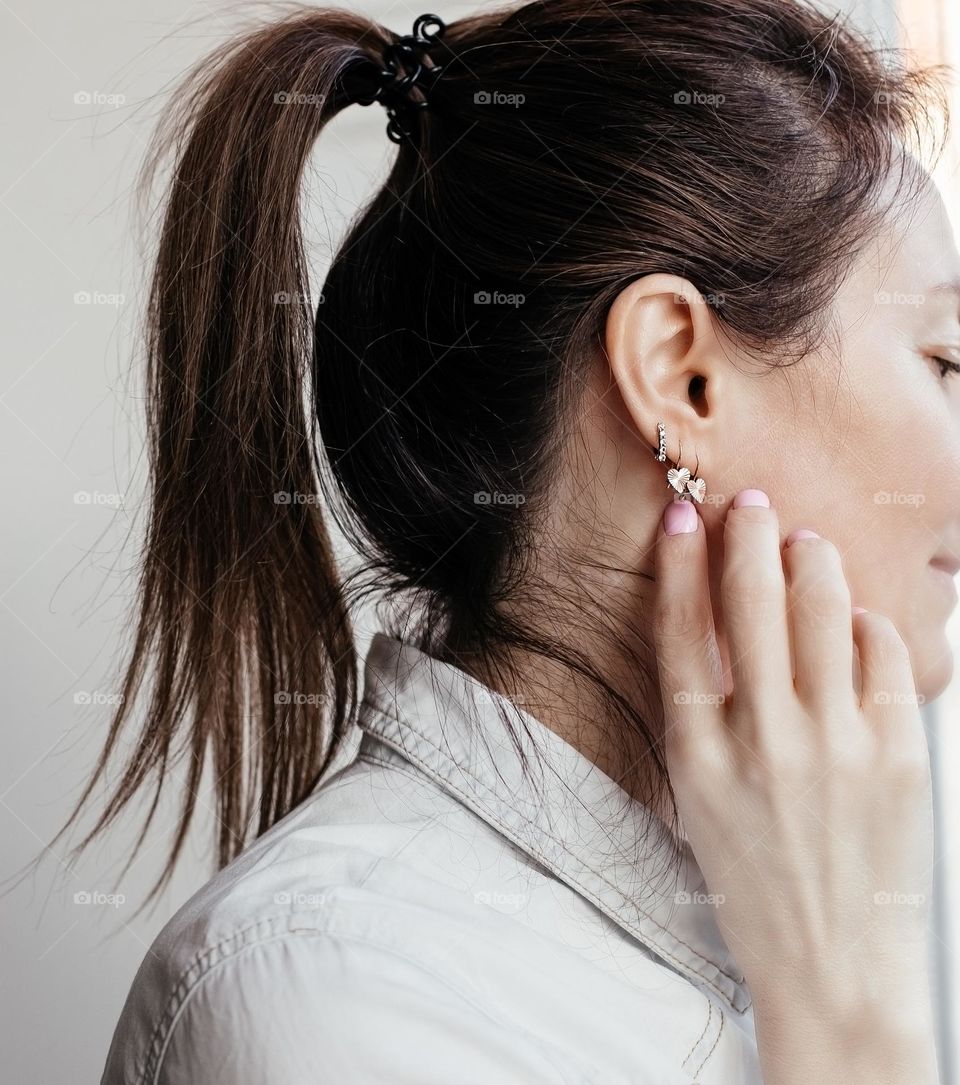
[654,421,706,504]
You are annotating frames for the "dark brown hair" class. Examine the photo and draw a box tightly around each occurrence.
[55,0,947,904]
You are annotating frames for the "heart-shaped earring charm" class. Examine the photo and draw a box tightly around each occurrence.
[686,477,706,503]
[667,466,691,493]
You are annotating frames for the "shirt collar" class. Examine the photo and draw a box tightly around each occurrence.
[355,631,751,1015]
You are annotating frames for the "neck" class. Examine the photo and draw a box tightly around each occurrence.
[448,544,678,832]
[446,355,688,835]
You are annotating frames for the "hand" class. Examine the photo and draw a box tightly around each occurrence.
[652,490,938,1084]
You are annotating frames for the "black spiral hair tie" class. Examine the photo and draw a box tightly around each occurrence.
[343,14,447,144]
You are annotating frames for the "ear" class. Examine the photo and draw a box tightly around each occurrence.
[604,273,723,465]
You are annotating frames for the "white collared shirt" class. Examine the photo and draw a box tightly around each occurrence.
[102,632,762,1084]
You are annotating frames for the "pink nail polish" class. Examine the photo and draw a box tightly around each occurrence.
[663,499,699,536]
[785,528,819,547]
[733,488,770,508]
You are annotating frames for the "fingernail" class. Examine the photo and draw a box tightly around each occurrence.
[663,498,699,536]
[785,528,819,547]
[733,488,770,508]
[852,606,868,615]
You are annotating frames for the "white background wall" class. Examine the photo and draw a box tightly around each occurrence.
[1,1,956,1083]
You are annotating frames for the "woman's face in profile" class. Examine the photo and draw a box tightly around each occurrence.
[748,173,960,701]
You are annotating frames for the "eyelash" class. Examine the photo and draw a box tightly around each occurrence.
[933,356,960,379]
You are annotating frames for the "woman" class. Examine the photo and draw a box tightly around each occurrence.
[69,0,959,1081]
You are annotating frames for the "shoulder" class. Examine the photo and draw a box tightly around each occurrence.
[100,751,581,1084]
[110,916,575,1084]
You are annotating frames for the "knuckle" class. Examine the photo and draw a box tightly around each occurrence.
[667,718,718,764]
[860,613,912,667]
[829,732,873,780]
[875,727,931,792]
[888,748,931,793]
[792,575,851,624]
[669,731,730,801]
[735,740,798,792]
[759,726,812,780]
[654,595,713,642]
[720,564,782,612]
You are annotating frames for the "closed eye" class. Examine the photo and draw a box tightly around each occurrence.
[933,355,960,379]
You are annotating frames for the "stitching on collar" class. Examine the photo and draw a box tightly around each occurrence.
[681,998,713,1072]
[692,1001,726,1078]
[358,701,750,1014]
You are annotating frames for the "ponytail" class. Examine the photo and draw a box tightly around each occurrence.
[59,9,384,902]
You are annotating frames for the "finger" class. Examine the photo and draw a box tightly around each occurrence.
[854,609,920,722]
[851,619,863,701]
[781,530,857,714]
[653,497,725,759]
[720,491,793,715]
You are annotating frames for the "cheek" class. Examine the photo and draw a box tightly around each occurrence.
[776,382,960,675]
[934,403,960,526]
[839,384,959,576]
[710,364,960,693]
[858,400,960,697]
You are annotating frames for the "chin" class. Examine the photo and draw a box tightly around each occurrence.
[913,635,955,704]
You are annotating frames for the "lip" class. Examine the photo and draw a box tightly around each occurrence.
[931,556,960,577]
